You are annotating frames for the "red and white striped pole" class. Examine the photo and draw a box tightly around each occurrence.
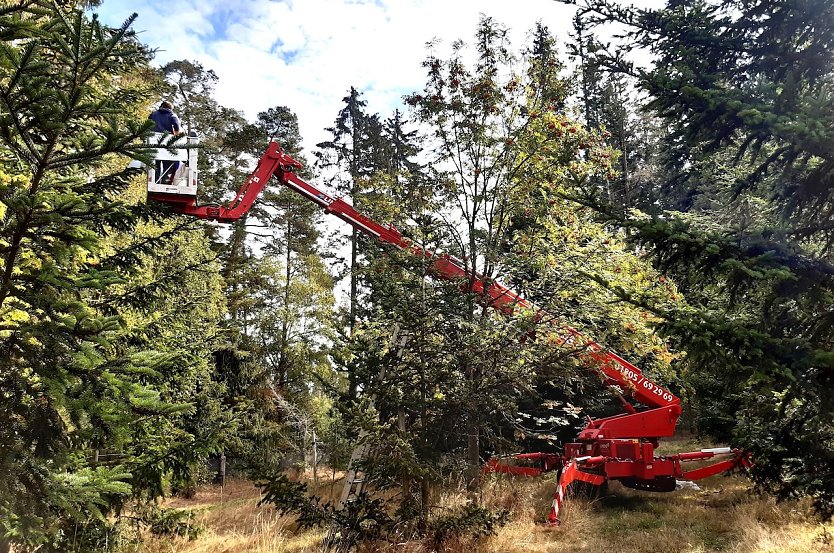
[547,459,606,525]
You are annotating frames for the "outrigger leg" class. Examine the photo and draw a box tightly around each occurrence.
[547,459,606,525]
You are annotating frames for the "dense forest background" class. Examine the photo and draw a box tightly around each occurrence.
[1,0,833,551]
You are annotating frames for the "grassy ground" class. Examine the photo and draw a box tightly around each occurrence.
[129,441,832,553]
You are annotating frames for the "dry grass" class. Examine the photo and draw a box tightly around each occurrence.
[128,457,831,553]
[125,478,326,553]
[456,473,827,553]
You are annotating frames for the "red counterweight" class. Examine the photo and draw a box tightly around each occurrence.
[150,142,750,525]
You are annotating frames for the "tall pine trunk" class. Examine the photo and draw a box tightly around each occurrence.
[348,226,359,398]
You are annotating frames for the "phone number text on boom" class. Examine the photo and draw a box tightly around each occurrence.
[617,366,675,403]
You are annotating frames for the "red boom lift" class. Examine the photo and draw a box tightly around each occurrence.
[147,141,750,524]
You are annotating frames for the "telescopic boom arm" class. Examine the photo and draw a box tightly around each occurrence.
[157,142,679,421]
[153,142,748,525]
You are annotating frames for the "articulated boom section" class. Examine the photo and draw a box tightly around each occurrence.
[153,142,750,525]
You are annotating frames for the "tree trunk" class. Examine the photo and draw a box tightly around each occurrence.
[0,141,55,308]
[420,478,430,525]
[466,424,480,489]
[215,452,226,485]
[278,208,293,390]
[620,119,631,207]
[464,232,481,489]
[312,430,318,484]
[348,226,359,398]
[398,407,412,506]
[350,227,358,333]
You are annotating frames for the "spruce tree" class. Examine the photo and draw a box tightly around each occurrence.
[0,3,220,550]
[0,4,243,550]
[564,0,834,516]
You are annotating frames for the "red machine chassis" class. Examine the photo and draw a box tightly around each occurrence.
[150,142,750,524]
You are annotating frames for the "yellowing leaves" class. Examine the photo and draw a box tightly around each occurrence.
[3,307,29,323]
[0,307,31,336]
[508,127,685,384]
[0,304,40,344]
[0,170,28,188]
[0,170,28,222]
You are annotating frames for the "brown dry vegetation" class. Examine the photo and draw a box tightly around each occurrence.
[128,442,832,553]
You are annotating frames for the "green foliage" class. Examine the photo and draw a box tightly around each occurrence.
[258,472,311,517]
[259,469,508,551]
[258,473,382,538]
[0,4,229,550]
[605,209,834,514]
[429,503,510,547]
[568,0,834,517]
[142,505,202,540]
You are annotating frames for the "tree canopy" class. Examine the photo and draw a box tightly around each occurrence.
[562,0,834,517]
[3,1,834,551]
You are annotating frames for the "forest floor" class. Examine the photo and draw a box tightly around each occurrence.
[128,439,832,553]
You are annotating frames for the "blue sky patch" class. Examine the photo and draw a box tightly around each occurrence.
[206,7,236,41]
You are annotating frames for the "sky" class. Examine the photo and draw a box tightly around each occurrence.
[95,0,663,157]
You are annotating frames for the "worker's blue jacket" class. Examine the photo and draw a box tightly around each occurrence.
[149,108,181,133]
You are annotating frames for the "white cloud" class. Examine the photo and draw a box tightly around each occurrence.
[96,0,663,157]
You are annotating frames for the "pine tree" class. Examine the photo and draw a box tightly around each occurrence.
[251,105,335,402]
[203,99,336,475]
[316,87,386,397]
[160,59,218,135]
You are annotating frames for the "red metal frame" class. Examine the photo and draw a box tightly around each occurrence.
[150,142,750,524]
[482,452,563,477]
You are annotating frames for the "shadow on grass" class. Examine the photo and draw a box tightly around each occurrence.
[596,491,661,514]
